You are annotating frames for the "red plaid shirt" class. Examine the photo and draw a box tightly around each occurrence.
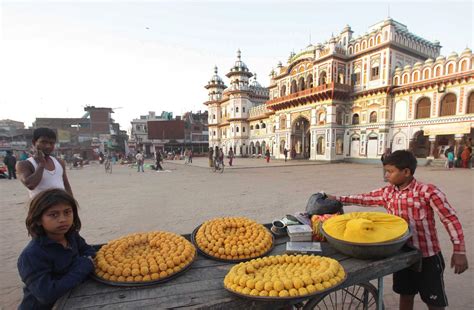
[337,178,465,257]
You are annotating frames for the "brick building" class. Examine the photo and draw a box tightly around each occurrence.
[33,106,127,159]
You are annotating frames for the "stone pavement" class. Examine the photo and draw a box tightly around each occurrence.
[1,160,472,309]
[162,156,329,169]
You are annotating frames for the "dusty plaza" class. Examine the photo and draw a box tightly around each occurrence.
[0,158,472,309]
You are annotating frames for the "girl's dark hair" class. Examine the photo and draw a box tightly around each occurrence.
[33,128,57,143]
[382,150,417,175]
[26,189,81,238]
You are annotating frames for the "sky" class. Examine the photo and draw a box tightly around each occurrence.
[1,0,472,130]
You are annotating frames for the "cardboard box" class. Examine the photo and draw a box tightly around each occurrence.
[286,242,322,254]
[287,225,313,242]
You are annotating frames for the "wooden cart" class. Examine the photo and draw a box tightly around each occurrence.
[55,228,420,310]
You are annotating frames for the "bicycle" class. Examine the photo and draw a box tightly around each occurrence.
[213,159,224,173]
[302,282,382,309]
[104,158,112,174]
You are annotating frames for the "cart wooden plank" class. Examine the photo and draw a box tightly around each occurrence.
[55,231,420,309]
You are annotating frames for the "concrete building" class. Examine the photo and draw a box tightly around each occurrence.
[130,111,209,156]
[129,111,165,156]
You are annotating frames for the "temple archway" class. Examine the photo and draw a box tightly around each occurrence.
[411,130,430,158]
[291,117,311,159]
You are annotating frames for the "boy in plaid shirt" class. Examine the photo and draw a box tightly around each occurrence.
[328,150,468,310]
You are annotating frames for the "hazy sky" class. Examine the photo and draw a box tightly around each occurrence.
[1,0,472,130]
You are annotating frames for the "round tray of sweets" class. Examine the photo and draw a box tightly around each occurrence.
[91,254,196,287]
[224,273,347,301]
[91,231,197,287]
[191,219,275,263]
[223,254,347,301]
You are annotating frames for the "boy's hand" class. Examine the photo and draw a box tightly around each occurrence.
[34,150,46,167]
[451,253,468,274]
[326,194,337,200]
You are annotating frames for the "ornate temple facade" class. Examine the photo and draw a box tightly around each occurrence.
[204,50,269,156]
[204,18,474,161]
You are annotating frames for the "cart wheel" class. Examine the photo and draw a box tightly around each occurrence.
[303,282,382,310]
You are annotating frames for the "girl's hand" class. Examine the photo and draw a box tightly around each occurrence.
[451,253,468,274]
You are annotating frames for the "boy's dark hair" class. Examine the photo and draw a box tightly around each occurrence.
[26,189,81,238]
[383,150,417,175]
[33,128,56,143]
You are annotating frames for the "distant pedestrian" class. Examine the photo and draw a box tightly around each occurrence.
[228,147,234,166]
[154,151,163,171]
[381,148,391,182]
[447,148,455,170]
[184,149,190,164]
[189,150,193,163]
[283,148,288,162]
[214,146,220,166]
[218,148,224,166]
[265,149,271,163]
[135,151,144,172]
[4,150,17,180]
[208,148,214,167]
[456,145,464,168]
[98,151,105,164]
[461,147,471,168]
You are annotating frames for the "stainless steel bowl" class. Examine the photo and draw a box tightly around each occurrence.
[321,226,412,259]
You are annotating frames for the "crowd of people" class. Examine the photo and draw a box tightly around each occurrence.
[444,144,472,169]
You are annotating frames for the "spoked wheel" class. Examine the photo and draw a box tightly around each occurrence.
[303,283,382,310]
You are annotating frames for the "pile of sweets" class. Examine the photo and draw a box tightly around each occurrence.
[322,212,409,243]
[94,231,196,283]
[194,217,273,260]
[224,254,345,297]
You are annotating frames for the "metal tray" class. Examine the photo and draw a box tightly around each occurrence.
[90,248,197,287]
[224,273,347,301]
[191,224,275,263]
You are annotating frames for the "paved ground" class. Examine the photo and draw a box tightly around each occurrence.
[0,158,472,309]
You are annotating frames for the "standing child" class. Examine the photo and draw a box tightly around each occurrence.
[265,149,271,163]
[447,149,455,170]
[327,150,468,310]
[17,189,96,309]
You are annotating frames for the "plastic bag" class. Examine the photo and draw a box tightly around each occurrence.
[311,213,341,241]
[305,192,343,216]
